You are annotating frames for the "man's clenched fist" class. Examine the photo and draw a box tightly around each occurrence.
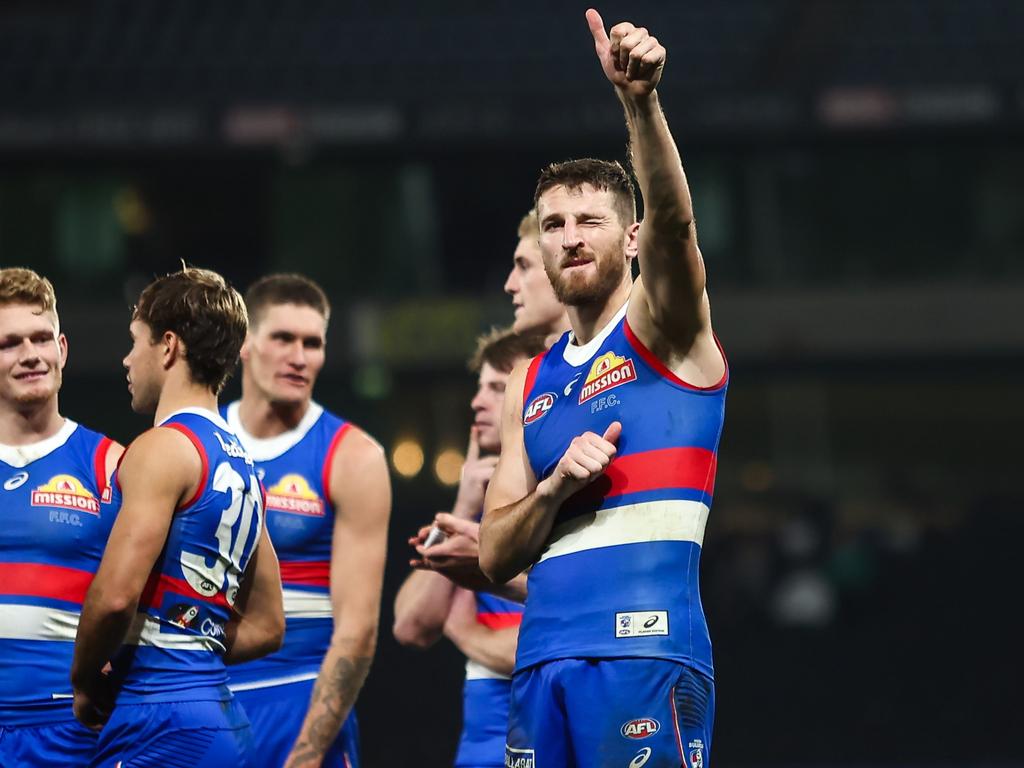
[538,421,621,503]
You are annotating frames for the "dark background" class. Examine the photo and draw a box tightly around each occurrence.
[3,2,1022,765]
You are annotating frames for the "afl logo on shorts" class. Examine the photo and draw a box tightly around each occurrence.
[523,392,556,425]
[621,718,660,739]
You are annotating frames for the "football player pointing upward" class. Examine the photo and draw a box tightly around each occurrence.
[482,11,727,767]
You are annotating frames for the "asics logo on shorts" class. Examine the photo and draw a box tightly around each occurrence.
[629,747,653,768]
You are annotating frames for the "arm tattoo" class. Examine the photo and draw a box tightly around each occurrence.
[287,654,373,767]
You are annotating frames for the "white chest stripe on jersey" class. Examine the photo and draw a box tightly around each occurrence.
[0,603,79,641]
[464,658,511,682]
[538,498,710,563]
[282,588,332,619]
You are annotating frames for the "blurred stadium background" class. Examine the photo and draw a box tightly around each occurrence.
[3,1,1022,765]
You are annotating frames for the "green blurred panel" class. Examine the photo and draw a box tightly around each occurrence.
[272,163,440,299]
[55,179,125,276]
[0,174,61,269]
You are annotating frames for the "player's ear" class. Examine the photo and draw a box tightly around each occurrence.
[162,330,182,369]
[239,334,251,363]
[624,220,641,260]
[57,333,69,370]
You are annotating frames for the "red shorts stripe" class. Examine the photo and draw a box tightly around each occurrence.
[0,562,94,605]
[569,446,717,507]
[476,611,523,630]
[279,560,331,588]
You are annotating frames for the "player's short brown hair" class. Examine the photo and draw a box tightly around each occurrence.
[133,266,247,395]
[244,273,331,329]
[534,158,637,227]
[469,326,548,374]
[0,267,58,315]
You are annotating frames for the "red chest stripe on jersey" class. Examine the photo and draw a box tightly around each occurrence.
[279,560,331,587]
[568,446,717,507]
[0,562,94,604]
[139,572,230,610]
[476,611,523,630]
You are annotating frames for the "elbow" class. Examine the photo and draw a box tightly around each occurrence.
[392,616,441,650]
[267,613,286,654]
[479,549,515,586]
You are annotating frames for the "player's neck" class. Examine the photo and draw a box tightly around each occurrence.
[152,376,219,426]
[541,313,572,348]
[237,394,309,439]
[567,279,631,346]
[0,397,65,446]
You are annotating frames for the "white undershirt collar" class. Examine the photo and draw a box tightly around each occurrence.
[0,418,79,468]
[225,401,324,462]
[562,300,629,367]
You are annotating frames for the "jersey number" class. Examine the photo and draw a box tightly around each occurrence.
[181,462,263,605]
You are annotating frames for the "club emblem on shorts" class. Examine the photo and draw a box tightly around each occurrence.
[504,745,535,768]
[524,392,556,425]
[621,718,660,739]
[689,740,705,768]
[30,475,100,515]
[265,474,325,516]
[578,351,636,404]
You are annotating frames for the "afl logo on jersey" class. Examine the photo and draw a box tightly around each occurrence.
[266,474,325,516]
[30,475,100,515]
[524,392,556,425]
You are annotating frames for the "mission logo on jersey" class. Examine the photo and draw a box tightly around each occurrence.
[30,474,100,515]
[578,351,636,404]
[265,474,325,516]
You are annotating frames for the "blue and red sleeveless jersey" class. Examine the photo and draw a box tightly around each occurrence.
[455,588,523,766]
[223,401,352,688]
[517,303,727,676]
[109,408,264,702]
[0,419,116,725]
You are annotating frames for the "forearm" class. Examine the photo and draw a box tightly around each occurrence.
[392,568,456,648]
[71,590,137,690]
[486,572,528,604]
[620,91,694,233]
[480,486,562,584]
[286,632,375,768]
[223,613,284,665]
[447,625,518,678]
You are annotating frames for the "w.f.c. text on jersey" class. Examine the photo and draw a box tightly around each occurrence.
[519,303,727,676]
[109,408,263,703]
[0,420,117,725]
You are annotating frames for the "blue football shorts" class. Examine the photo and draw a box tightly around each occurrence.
[506,658,714,768]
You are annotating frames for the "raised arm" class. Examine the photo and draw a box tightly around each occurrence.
[71,428,197,729]
[285,429,391,768]
[223,524,285,664]
[480,360,620,583]
[587,9,724,384]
